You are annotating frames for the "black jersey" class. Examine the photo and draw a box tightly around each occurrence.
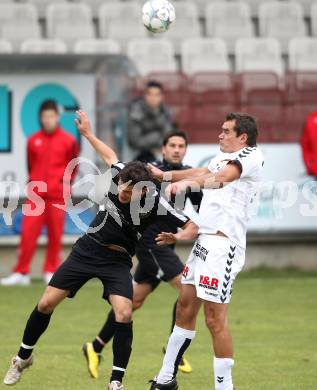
[138,159,203,249]
[86,162,189,256]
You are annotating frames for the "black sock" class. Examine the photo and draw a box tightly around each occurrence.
[18,306,52,360]
[170,300,177,334]
[110,321,133,383]
[92,338,104,354]
[95,309,116,351]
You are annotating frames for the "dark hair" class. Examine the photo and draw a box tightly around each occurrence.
[163,130,188,146]
[119,161,154,185]
[225,113,258,146]
[145,80,163,91]
[39,99,58,114]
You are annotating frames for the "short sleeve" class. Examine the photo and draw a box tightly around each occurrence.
[158,197,189,228]
[228,147,264,179]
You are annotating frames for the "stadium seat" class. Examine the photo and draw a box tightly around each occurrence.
[235,38,284,76]
[186,72,237,143]
[231,0,269,18]
[259,1,307,53]
[0,39,13,54]
[127,39,177,76]
[158,2,201,54]
[73,38,121,54]
[24,0,67,19]
[297,0,316,17]
[20,39,68,54]
[73,0,114,18]
[289,38,317,71]
[99,2,147,52]
[181,38,230,75]
[238,72,285,142]
[311,3,317,37]
[0,3,40,50]
[173,0,218,18]
[206,2,254,54]
[46,3,95,47]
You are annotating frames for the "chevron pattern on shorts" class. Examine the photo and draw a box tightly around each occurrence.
[220,245,236,303]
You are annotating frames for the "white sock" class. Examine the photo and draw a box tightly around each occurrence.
[157,325,196,384]
[214,357,234,390]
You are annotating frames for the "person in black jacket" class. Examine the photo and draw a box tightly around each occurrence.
[83,130,202,378]
[127,81,174,162]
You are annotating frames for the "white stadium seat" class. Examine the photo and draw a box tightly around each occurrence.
[158,2,201,54]
[99,2,147,51]
[20,39,68,54]
[0,39,13,54]
[127,38,177,75]
[235,38,284,75]
[296,0,316,17]
[289,37,317,71]
[206,2,254,54]
[232,0,272,18]
[0,3,40,50]
[74,0,114,18]
[312,3,317,37]
[73,38,121,54]
[181,38,230,75]
[24,0,67,19]
[259,1,307,53]
[46,3,95,47]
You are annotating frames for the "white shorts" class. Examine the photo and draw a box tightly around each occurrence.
[182,234,245,304]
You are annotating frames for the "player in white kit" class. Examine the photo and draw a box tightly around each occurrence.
[149,113,264,390]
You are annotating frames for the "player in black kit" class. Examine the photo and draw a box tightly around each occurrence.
[82,131,202,379]
[3,111,198,390]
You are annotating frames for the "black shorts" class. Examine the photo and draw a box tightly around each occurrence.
[49,235,133,301]
[133,241,184,291]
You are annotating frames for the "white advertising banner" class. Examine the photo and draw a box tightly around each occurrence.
[183,144,317,232]
[0,74,96,198]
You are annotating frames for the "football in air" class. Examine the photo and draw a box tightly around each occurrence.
[142,0,176,33]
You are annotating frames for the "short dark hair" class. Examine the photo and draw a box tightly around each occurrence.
[145,80,163,91]
[118,161,154,185]
[163,130,188,146]
[225,113,258,146]
[39,99,58,114]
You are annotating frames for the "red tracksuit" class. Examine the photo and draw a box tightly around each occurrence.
[14,127,79,274]
[301,112,317,177]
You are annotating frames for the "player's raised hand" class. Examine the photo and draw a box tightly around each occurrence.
[75,110,92,138]
[155,232,177,246]
[165,180,190,198]
[148,163,164,181]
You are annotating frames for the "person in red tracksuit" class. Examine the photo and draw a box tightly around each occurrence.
[301,112,317,178]
[0,100,79,286]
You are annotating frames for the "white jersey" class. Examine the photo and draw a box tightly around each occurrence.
[198,146,264,248]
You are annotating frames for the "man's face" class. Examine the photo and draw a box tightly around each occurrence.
[218,120,248,153]
[118,180,146,204]
[40,109,59,134]
[162,136,187,165]
[144,87,163,109]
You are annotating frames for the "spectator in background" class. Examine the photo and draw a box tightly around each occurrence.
[0,100,79,286]
[127,81,174,162]
[301,112,317,178]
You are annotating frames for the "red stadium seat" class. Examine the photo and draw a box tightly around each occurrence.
[238,72,285,142]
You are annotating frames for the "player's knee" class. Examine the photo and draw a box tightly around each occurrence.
[205,315,225,334]
[114,307,132,323]
[132,297,144,310]
[37,297,55,314]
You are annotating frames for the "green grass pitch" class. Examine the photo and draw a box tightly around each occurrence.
[0,269,316,389]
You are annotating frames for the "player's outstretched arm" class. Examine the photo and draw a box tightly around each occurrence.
[148,163,209,182]
[155,220,198,246]
[165,163,242,197]
[75,110,118,167]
